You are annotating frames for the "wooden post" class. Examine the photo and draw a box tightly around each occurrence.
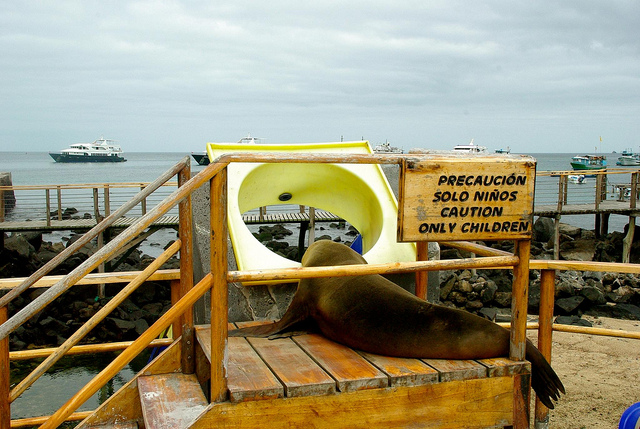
[510,239,531,428]
[93,187,106,298]
[56,185,62,220]
[535,269,556,429]
[45,188,51,227]
[177,162,194,339]
[553,215,560,260]
[0,306,9,429]
[623,172,638,263]
[104,185,110,216]
[553,175,565,260]
[510,240,530,361]
[140,185,147,215]
[415,242,428,300]
[92,187,101,221]
[210,167,228,402]
[308,206,316,244]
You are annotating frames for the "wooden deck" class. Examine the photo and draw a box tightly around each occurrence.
[0,215,181,232]
[194,324,529,402]
[535,200,640,217]
[0,211,342,233]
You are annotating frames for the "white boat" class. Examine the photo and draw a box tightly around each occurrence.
[453,139,487,154]
[192,134,262,165]
[372,141,403,154]
[49,137,126,163]
[568,174,586,184]
[616,149,640,166]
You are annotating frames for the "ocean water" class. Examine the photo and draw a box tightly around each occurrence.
[1,150,635,234]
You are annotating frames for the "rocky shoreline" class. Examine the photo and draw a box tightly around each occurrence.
[1,216,639,352]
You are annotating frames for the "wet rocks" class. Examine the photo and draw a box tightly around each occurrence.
[1,231,176,350]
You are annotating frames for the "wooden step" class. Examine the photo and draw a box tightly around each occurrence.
[138,373,208,429]
[85,423,138,429]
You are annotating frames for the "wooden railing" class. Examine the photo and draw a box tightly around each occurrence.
[1,153,639,428]
[0,182,178,225]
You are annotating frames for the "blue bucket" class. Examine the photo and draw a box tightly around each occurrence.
[349,234,363,255]
[619,402,640,429]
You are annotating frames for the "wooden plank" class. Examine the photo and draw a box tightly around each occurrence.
[359,351,439,387]
[138,374,208,429]
[76,340,182,429]
[196,324,284,402]
[245,336,336,398]
[477,358,530,378]
[85,422,138,429]
[227,336,284,402]
[1,307,9,429]
[421,359,486,382]
[192,376,515,429]
[292,334,388,392]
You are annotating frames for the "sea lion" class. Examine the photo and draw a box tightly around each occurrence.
[229,240,564,408]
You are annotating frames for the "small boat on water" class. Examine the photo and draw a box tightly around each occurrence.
[372,141,403,154]
[568,174,586,184]
[570,154,606,171]
[495,147,511,154]
[616,149,640,166]
[192,134,261,165]
[453,139,487,154]
[49,137,126,163]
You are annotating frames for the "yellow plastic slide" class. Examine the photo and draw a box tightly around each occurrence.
[206,140,416,277]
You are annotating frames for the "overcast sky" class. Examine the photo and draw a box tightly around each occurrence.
[1,1,638,153]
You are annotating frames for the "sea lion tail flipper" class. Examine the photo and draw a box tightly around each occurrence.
[526,340,566,409]
[228,322,283,338]
[228,302,311,338]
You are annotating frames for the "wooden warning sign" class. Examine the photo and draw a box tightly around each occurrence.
[398,155,536,242]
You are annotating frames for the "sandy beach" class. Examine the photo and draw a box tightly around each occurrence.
[528,316,640,428]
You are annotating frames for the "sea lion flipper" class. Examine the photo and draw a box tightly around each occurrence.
[228,299,311,338]
[526,340,566,409]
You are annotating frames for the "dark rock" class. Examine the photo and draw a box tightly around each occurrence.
[555,315,593,327]
[555,296,585,314]
[258,225,293,240]
[533,217,555,243]
[558,223,582,238]
[480,280,497,303]
[134,318,149,335]
[608,286,636,303]
[142,303,164,317]
[5,233,35,259]
[107,317,136,331]
[528,281,541,313]
[559,238,595,261]
[465,300,483,311]
[440,248,462,260]
[493,292,512,307]
[587,303,640,320]
[580,284,606,305]
[439,274,457,301]
[478,307,498,321]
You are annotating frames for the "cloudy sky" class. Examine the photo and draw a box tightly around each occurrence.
[1,1,638,153]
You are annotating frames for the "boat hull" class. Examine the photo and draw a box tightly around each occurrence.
[191,153,210,165]
[570,163,604,170]
[617,156,640,166]
[49,153,127,163]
